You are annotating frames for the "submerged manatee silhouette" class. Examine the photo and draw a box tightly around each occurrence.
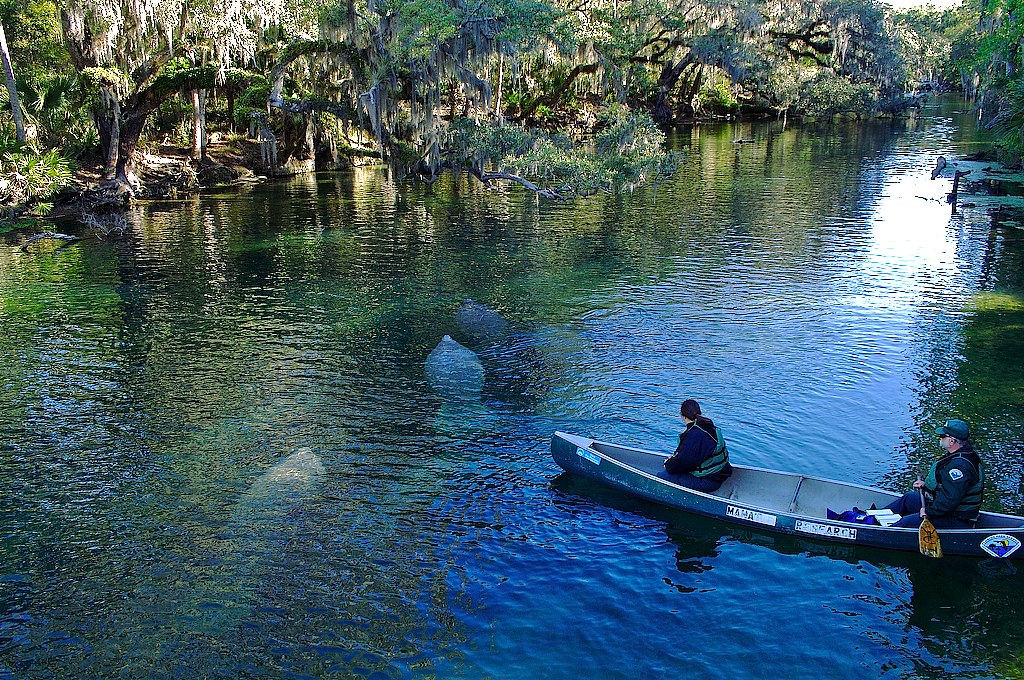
[425,335,484,400]
[235,447,325,519]
[456,299,509,345]
[183,447,325,637]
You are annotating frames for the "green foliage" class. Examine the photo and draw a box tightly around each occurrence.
[224,68,257,90]
[2,73,96,152]
[533,104,554,123]
[698,80,738,113]
[234,77,272,129]
[80,67,132,96]
[150,96,193,145]
[391,0,459,61]
[799,73,877,117]
[0,144,73,210]
[623,63,659,103]
[594,104,681,192]
[447,104,680,197]
[150,61,218,98]
[0,0,66,82]
[987,77,1024,154]
[762,64,813,112]
[0,0,948,197]
[949,0,1024,162]
[494,0,557,45]
[890,6,960,90]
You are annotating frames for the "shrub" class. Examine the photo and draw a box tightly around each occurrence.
[699,81,739,113]
[0,145,74,212]
[799,73,877,117]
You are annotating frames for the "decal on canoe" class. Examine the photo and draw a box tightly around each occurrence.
[795,520,857,541]
[980,533,1022,559]
[727,505,778,527]
[576,447,601,465]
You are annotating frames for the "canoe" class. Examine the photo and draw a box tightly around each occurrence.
[551,431,1024,560]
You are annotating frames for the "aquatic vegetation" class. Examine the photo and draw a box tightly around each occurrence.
[969,291,1024,313]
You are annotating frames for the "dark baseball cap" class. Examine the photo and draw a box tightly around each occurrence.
[935,419,970,440]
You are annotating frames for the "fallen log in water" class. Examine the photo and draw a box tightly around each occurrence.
[20,231,81,252]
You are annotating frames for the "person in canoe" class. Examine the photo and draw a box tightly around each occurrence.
[657,399,733,492]
[885,419,984,529]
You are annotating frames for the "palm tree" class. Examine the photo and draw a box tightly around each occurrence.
[0,19,26,143]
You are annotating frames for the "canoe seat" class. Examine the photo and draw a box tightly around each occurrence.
[711,468,803,510]
[713,478,737,499]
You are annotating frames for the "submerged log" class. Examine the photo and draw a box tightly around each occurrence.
[20,231,81,252]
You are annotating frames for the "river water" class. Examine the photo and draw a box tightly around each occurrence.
[2,97,1024,678]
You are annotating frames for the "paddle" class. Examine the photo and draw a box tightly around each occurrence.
[918,489,943,558]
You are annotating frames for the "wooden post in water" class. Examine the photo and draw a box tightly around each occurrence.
[949,170,970,214]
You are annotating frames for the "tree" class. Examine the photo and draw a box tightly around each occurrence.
[0,19,25,142]
[950,0,1024,153]
[890,6,958,91]
[55,0,267,192]
[254,0,680,196]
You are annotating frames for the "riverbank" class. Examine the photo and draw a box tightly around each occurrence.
[7,119,1024,235]
[54,139,265,213]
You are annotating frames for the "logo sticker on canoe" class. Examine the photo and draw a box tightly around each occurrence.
[795,520,857,541]
[576,447,601,465]
[980,534,1022,559]
[727,505,778,527]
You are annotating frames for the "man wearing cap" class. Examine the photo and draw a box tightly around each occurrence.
[884,419,984,529]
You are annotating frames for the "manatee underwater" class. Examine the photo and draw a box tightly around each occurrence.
[424,335,485,401]
[178,447,326,637]
[455,299,509,346]
[424,334,494,432]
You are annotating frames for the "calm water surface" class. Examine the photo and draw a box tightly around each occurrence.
[2,97,1024,678]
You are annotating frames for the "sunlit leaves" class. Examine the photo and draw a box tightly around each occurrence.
[446,105,680,197]
[799,72,877,116]
[0,146,73,208]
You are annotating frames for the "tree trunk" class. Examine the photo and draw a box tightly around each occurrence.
[673,64,703,118]
[652,59,691,124]
[0,20,26,144]
[97,87,170,192]
[98,89,122,180]
[192,88,207,161]
[114,109,147,189]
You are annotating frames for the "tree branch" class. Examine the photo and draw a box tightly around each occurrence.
[472,168,566,199]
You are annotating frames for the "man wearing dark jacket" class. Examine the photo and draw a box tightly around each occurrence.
[886,419,984,529]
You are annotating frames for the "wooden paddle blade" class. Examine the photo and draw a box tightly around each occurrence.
[919,517,943,558]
